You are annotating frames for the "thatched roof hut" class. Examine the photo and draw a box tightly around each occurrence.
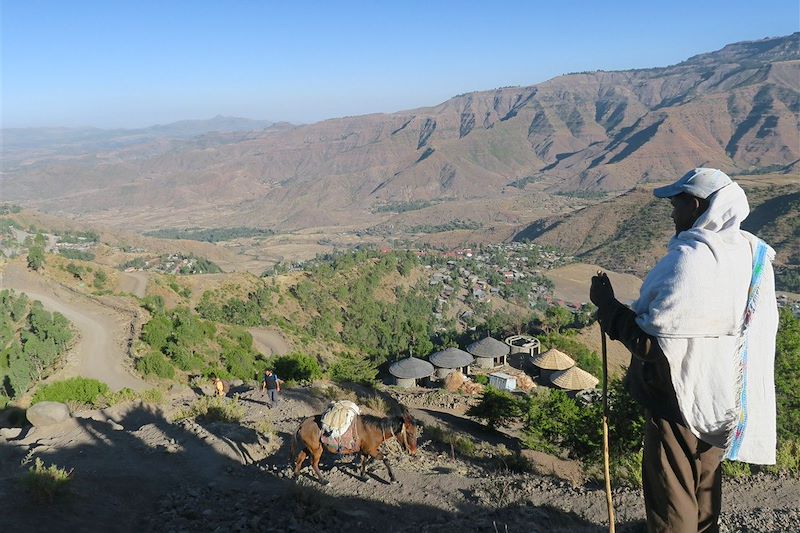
[389,357,434,379]
[531,348,575,371]
[549,366,599,391]
[389,357,435,388]
[429,348,474,378]
[467,337,509,369]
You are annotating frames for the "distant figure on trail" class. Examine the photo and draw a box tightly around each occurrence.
[212,376,226,397]
[261,369,282,408]
[591,168,778,533]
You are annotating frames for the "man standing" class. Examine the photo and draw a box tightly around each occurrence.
[261,369,282,409]
[590,168,778,532]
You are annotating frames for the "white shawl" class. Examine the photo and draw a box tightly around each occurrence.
[632,183,778,464]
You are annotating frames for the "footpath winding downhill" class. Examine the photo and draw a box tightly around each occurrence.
[1,262,147,392]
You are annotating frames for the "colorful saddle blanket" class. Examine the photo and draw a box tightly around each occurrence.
[320,400,360,454]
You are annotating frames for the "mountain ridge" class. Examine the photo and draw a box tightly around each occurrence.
[1,33,797,232]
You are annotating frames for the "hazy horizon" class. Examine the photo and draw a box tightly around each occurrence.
[2,1,798,129]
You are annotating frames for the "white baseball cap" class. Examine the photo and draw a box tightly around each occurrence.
[653,168,733,199]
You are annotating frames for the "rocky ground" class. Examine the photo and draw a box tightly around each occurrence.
[1,384,799,532]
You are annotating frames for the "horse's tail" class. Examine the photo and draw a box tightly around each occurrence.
[289,423,299,464]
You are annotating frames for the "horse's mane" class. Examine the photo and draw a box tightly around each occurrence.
[361,414,406,433]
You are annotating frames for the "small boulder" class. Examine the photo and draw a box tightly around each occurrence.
[26,401,71,427]
[0,427,23,439]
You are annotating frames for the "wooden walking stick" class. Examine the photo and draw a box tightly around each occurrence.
[601,324,616,532]
[597,270,616,533]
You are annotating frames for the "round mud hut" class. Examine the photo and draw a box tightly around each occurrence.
[504,334,541,356]
[389,357,435,388]
[429,348,474,379]
[467,336,510,369]
[530,348,575,381]
[549,366,599,392]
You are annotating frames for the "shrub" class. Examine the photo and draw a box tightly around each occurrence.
[31,378,110,407]
[467,387,524,430]
[270,353,322,383]
[611,451,644,488]
[140,295,165,314]
[21,457,73,503]
[175,396,244,424]
[135,352,175,379]
[362,394,389,415]
[768,438,800,476]
[775,308,800,440]
[473,374,489,386]
[140,388,165,405]
[721,460,752,479]
[27,246,45,271]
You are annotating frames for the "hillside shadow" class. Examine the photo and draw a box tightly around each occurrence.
[0,400,647,532]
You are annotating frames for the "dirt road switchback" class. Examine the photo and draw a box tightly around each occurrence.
[1,262,147,392]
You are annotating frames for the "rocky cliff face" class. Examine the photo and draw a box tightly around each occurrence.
[2,34,797,230]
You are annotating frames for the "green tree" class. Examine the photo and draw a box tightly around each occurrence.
[542,306,573,334]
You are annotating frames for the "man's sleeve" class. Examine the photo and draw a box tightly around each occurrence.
[596,299,664,360]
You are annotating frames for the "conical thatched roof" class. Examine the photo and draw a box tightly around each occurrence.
[531,348,575,370]
[549,366,599,391]
[467,337,510,359]
[389,357,435,379]
[429,348,474,369]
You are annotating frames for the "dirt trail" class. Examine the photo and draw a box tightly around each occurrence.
[248,327,292,357]
[119,271,149,298]
[3,386,797,532]
[1,262,147,392]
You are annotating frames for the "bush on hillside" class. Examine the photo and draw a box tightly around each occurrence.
[467,387,524,430]
[135,352,175,379]
[269,353,322,383]
[31,377,110,407]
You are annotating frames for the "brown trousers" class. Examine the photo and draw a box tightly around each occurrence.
[643,416,724,533]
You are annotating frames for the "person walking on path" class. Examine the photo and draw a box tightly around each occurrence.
[590,168,778,533]
[261,369,283,408]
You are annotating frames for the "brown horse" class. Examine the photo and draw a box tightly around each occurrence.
[291,412,418,484]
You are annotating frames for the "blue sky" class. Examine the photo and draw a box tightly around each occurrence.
[2,0,797,128]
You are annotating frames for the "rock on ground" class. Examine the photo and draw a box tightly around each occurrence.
[26,401,71,427]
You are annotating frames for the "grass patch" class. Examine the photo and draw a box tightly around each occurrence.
[424,424,480,459]
[21,457,73,503]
